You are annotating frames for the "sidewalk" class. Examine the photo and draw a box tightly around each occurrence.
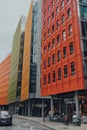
[14,115,87,130]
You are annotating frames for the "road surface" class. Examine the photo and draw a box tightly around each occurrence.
[0,117,51,130]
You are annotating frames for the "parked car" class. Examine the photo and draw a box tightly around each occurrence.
[0,111,12,126]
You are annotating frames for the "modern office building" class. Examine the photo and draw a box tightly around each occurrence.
[21,1,50,116]
[8,16,26,113]
[41,0,87,118]
[0,54,11,110]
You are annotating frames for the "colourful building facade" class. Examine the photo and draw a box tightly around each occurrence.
[8,16,26,104]
[0,54,11,106]
[41,0,87,96]
[21,3,33,101]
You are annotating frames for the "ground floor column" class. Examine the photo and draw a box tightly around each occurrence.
[58,98,61,115]
[42,99,44,117]
[51,96,54,116]
[28,101,30,116]
[75,91,80,117]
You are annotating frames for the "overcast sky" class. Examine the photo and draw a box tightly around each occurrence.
[0,0,31,62]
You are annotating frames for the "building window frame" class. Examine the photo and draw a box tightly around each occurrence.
[48,43,50,52]
[64,65,68,78]
[44,75,46,85]
[44,60,46,69]
[69,42,74,54]
[48,57,50,67]
[57,34,60,44]
[57,50,61,61]
[52,12,54,20]
[58,68,61,80]
[63,46,67,58]
[48,73,51,84]
[61,14,65,24]
[53,70,56,82]
[68,24,72,36]
[52,54,56,64]
[52,24,55,33]
[67,8,71,18]
[52,38,55,48]
[71,62,75,76]
[56,20,60,29]
[62,30,66,40]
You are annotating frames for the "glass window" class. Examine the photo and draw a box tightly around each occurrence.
[64,65,68,78]
[62,30,66,40]
[62,14,65,24]
[48,5,50,13]
[82,40,87,56]
[80,5,87,20]
[57,34,60,44]
[56,20,60,29]
[63,46,67,58]
[58,68,61,80]
[48,57,50,67]
[67,8,71,18]
[18,71,22,81]
[52,0,54,7]
[44,60,46,69]
[71,62,75,76]
[52,54,56,64]
[79,0,87,3]
[81,21,87,37]
[61,0,64,9]
[52,12,54,20]
[44,75,46,85]
[84,60,87,78]
[48,43,50,52]
[57,50,61,61]
[53,71,56,82]
[68,24,72,36]
[48,73,51,84]
[56,6,59,14]
[69,42,74,54]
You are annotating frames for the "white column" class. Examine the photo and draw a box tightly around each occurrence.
[42,99,44,117]
[51,96,54,116]
[75,91,80,117]
[59,99,61,115]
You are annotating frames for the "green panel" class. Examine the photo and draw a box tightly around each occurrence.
[8,18,22,103]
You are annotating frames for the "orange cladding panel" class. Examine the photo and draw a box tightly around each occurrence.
[0,54,11,105]
[21,3,33,101]
[41,0,84,96]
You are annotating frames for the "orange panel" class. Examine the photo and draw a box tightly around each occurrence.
[0,54,11,105]
[41,0,84,96]
[21,2,33,101]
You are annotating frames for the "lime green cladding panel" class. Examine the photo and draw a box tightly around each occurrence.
[8,18,22,103]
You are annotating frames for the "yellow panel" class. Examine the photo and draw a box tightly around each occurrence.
[21,3,33,101]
